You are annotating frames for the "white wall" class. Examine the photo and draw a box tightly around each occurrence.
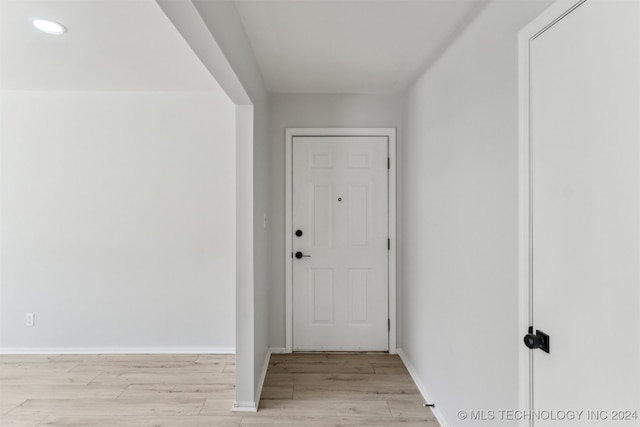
[266,93,404,348]
[400,1,552,425]
[0,90,236,352]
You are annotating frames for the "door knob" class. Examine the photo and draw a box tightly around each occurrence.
[523,327,550,353]
[295,251,311,259]
[524,332,542,349]
[295,230,303,237]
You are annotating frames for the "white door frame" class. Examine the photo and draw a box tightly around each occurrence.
[517,1,587,423]
[285,128,397,354]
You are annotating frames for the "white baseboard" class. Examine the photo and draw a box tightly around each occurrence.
[397,348,449,427]
[231,402,258,412]
[0,347,235,355]
[268,347,287,354]
[253,347,278,405]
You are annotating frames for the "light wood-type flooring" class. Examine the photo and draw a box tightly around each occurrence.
[0,352,439,426]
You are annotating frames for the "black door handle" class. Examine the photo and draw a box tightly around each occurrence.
[295,251,311,259]
[523,327,550,353]
[295,229,303,237]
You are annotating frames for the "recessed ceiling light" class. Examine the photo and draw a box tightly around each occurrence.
[33,19,67,35]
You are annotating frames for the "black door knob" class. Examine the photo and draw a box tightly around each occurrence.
[295,251,310,259]
[523,327,550,353]
[524,333,542,350]
[296,230,303,237]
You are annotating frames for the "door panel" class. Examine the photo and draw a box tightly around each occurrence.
[311,184,333,248]
[347,184,371,246]
[293,136,388,351]
[530,0,639,424]
[349,269,369,322]
[310,269,333,324]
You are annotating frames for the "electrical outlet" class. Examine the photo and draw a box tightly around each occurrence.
[25,313,35,327]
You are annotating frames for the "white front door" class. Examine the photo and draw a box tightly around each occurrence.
[292,136,389,351]
[524,0,640,424]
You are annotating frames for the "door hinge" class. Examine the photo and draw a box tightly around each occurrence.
[388,238,391,250]
[388,318,390,331]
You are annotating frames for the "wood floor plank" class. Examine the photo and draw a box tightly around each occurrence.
[242,399,393,417]
[68,360,225,371]
[387,399,434,417]
[89,371,235,386]
[69,363,226,375]
[269,359,381,369]
[39,415,242,426]
[292,385,420,401]
[187,399,235,415]
[118,383,235,400]
[1,397,27,415]
[240,416,440,426]
[264,373,416,387]
[270,354,402,364]
[261,386,294,400]
[8,398,205,417]
[0,362,79,373]
[0,355,59,364]
[267,363,375,374]
[372,364,410,375]
[56,354,200,363]
[0,414,47,426]
[196,354,235,364]
[0,371,100,385]
[0,384,125,400]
